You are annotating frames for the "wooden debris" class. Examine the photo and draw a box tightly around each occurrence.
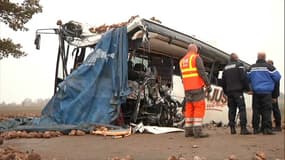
[228,154,238,160]
[42,131,52,138]
[192,144,199,148]
[91,127,131,138]
[0,136,3,145]
[0,113,39,121]
[150,16,162,24]
[75,130,86,136]
[178,156,186,160]
[27,152,41,160]
[193,156,202,160]
[0,130,63,140]
[68,130,86,136]
[253,151,266,160]
[110,156,121,160]
[68,130,77,136]
[167,155,177,160]
[0,147,41,160]
[89,15,139,34]
[109,155,134,160]
[124,155,134,160]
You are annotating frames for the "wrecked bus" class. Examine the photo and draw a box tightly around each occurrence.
[35,16,250,127]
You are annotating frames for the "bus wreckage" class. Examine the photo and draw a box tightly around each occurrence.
[34,16,250,128]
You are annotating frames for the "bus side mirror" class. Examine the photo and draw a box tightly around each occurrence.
[34,34,41,50]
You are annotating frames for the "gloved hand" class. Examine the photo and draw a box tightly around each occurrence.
[206,85,212,93]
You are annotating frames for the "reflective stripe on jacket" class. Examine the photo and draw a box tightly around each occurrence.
[248,59,281,94]
[179,52,205,90]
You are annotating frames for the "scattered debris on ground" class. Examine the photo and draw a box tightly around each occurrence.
[0,126,133,140]
[0,147,41,160]
[0,130,63,139]
[68,130,86,136]
[0,113,39,121]
[90,126,132,138]
[0,115,283,159]
[108,155,134,160]
[192,145,199,148]
[253,151,266,160]
[226,154,238,160]
[0,137,3,145]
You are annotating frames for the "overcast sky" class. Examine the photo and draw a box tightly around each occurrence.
[0,0,284,103]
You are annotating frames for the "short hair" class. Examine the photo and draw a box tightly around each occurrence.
[230,53,238,61]
[257,52,266,60]
[188,43,198,53]
[267,59,274,65]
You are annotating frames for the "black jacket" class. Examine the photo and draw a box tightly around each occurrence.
[272,81,280,98]
[221,60,250,94]
[271,65,280,98]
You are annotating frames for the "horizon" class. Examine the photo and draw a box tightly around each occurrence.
[1,89,284,105]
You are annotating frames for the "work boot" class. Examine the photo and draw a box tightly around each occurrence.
[272,125,282,132]
[253,128,260,134]
[240,126,252,135]
[193,126,209,138]
[274,120,281,129]
[184,127,194,137]
[230,126,236,134]
[263,128,275,135]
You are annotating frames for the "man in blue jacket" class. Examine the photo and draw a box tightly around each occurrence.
[248,52,281,135]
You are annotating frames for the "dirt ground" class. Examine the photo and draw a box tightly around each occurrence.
[0,107,284,160]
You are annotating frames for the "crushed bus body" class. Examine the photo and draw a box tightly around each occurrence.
[34,16,251,127]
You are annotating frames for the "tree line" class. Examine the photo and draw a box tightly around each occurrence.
[0,98,49,107]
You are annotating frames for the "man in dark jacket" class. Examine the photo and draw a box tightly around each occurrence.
[248,52,281,135]
[267,60,282,131]
[221,53,251,135]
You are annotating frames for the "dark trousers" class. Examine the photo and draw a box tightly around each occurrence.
[252,94,272,130]
[227,92,247,127]
[272,99,281,127]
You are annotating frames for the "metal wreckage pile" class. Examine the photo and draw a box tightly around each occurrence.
[44,15,186,129]
[90,16,185,128]
[0,16,186,142]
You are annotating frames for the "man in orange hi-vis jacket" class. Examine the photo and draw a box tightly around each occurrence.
[179,43,212,138]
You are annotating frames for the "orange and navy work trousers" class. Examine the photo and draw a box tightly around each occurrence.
[184,99,206,127]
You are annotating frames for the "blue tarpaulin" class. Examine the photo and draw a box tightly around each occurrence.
[39,27,130,125]
[0,27,130,132]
